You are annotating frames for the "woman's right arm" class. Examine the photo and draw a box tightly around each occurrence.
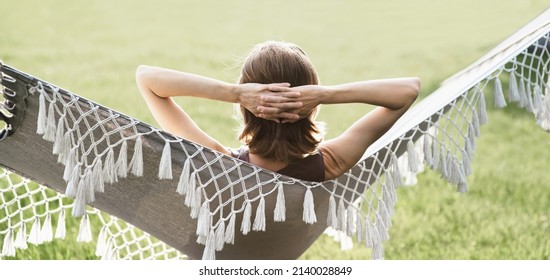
[261,78,420,180]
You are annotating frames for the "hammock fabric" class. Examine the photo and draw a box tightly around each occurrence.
[1,9,549,260]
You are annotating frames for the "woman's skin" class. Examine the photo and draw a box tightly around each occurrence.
[136,65,419,180]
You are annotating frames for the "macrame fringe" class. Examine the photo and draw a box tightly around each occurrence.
[52,114,66,155]
[27,217,42,245]
[95,226,108,257]
[36,89,47,135]
[1,229,15,257]
[327,195,337,228]
[92,159,105,193]
[345,206,355,236]
[116,140,128,178]
[76,214,92,242]
[129,135,143,176]
[215,222,225,251]
[101,237,116,260]
[253,196,266,231]
[196,201,211,238]
[158,141,173,179]
[58,131,72,163]
[177,158,191,195]
[103,147,117,184]
[477,88,488,125]
[302,188,317,224]
[508,71,521,102]
[337,198,346,231]
[14,223,28,249]
[40,214,53,242]
[273,182,286,222]
[493,77,507,108]
[43,101,56,141]
[240,201,252,235]
[201,230,216,260]
[407,139,421,173]
[224,213,236,245]
[55,208,66,239]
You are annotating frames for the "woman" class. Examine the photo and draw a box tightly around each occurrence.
[136,41,420,183]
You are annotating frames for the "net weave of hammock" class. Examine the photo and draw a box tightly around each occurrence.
[1,9,549,260]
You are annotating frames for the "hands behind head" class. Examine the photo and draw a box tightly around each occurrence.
[239,83,320,123]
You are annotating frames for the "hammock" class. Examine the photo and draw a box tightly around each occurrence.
[1,9,549,260]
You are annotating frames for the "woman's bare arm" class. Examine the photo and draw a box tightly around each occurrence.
[135,65,303,153]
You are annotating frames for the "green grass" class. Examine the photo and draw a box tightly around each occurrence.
[1,0,549,259]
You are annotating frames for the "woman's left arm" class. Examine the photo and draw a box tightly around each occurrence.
[135,65,301,153]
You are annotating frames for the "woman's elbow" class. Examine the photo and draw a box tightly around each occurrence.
[135,65,153,84]
[404,77,420,105]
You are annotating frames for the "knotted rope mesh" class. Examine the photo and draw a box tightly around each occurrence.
[1,20,549,260]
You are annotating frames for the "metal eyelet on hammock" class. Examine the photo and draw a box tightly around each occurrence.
[0,62,32,140]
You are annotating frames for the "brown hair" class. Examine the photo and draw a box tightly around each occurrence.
[238,41,324,163]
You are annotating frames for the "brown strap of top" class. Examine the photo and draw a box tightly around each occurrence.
[230,147,325,182]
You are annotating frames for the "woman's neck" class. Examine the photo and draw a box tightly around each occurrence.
[248,153,288,171]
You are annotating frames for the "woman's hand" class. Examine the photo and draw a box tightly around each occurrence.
[237,83,304,122]
[258,84,324,123]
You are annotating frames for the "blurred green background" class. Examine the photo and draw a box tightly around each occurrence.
[1,0,549,259]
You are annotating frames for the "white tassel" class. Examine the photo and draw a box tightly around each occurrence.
[537,92,550,131]
[356,213,364,243]
[215,222,225,251]
[533,85,543,115]
[101,237,116,260]
[14,223,28,249]
[302,188,317,224]
[407,140,420,173]
[63,147,78,181]
[129,135,143,176]
[52,115,66,155]
[462,151,472,177]
[240,201,252,235]
[378,199,392,229]
[494,77,507,108]
[40,214,53,242]
[273,182,286,222]
[472,110,481,138]
[390,154,403,187]
[439,148,448,179]
[92,159,105,193]
[467,123,477,151]
[364,218,374,248]
[84,169,95,203]
[430,140,439,170]
[201,230,216,260]
[346,206,355,236]
[190,188,203,217]
[509,71,521,102]
[55,209,66,239]
[76,215,92,243]
[253,196,266,231]
[337,198,346,231]
[177,158,191,195]
[116,140,128,178]
[72,176,88,217]
[526,84,535,113]
[376,214,390,241]
[423,135,434,167]
[27,217,42,245]
[196,234,207,245]
[43,101,56,141]
[196,201,211,237]
[158,142,173,179]
[184,171,198,208]
[2,228,15,257]
[383,185,395,216]
[327,195,337,228]
[477,89,488,125]
[224,213,236,245]
[58,131,72,163]
[519,79,528,108]
[65,163,81,197]
[103,147,117,184]
[95,226,108,257]
[36,90,47,135]
[457,181,469,193]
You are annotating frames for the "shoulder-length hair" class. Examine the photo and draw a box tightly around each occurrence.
[238,41,324,163]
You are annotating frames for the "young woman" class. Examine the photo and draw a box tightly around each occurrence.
[136,41,420,183]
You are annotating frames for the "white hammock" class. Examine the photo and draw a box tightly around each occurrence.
[1,9,549,260]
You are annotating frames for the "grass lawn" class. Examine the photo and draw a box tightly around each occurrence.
[1,0,549,259]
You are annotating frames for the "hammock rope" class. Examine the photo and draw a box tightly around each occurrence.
[1,9,549,260]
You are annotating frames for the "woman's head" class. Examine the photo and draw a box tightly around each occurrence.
[238,41,323,163]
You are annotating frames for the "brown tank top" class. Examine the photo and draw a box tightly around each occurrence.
[230,147,325,182]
